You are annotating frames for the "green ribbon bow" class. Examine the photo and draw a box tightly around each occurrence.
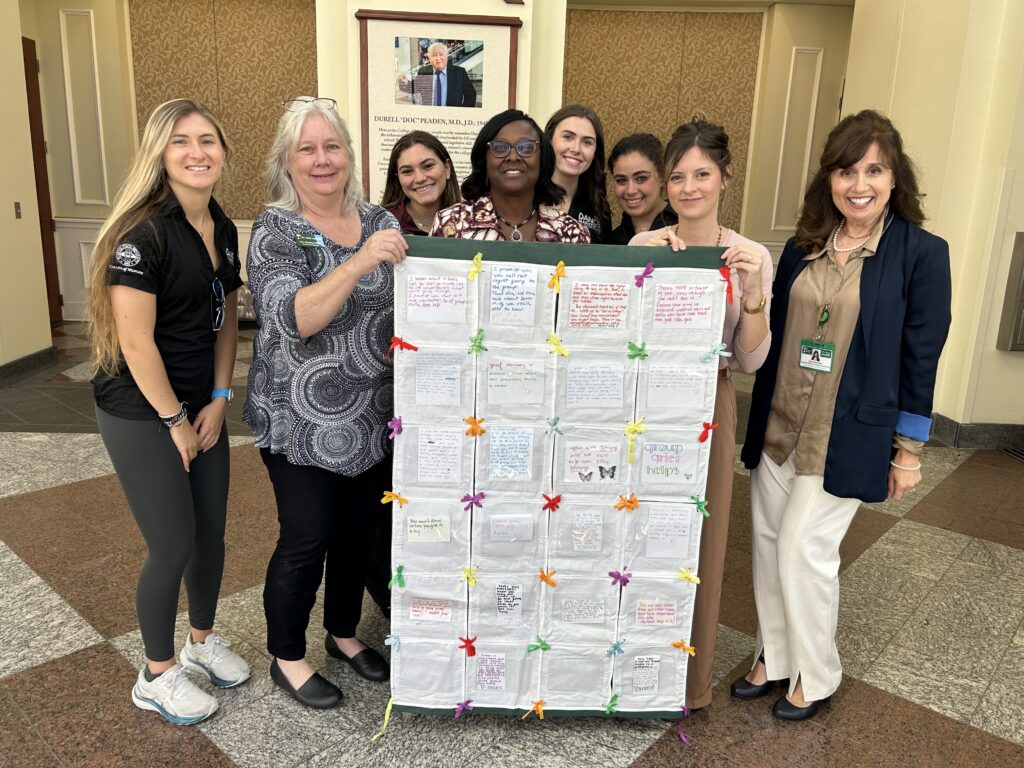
[526,635,550,655]
[468,329,488,355]
[689,496,710,518]
[627,341,648,360]
[603,692,619,714]
[388,564,405,589]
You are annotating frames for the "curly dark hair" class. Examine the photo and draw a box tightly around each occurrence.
[379,131,461,211]
[461,109,565,207]
[795,110,924,252]
[609,133,664,175]
[544,104,611,234]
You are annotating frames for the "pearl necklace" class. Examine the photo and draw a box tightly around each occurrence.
[831,219,871,252]
[494,207,537,241]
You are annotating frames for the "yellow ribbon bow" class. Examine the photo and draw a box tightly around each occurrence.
[460,566,478,587]
[547,261,566,293]
[464,416,486,437]
[521,699,546,720]
[467,252,483,281]
[547,332,569,357]
[678,568,701,584]
[371,697,394,741]
[615,494,640,512]
[381,490,408,507]
[624,418,647,464]
[672,640,697,657]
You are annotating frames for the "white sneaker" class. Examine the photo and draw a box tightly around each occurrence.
[179,632,251,688]
[131,664,219,725]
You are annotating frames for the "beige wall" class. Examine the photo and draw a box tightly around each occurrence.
[0,0,52,365]
[844,0,1024,426]
[741,3,852,248]
[317,0,565,167]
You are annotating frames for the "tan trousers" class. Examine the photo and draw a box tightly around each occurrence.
[685,369,735,709]
[749,451,860,702]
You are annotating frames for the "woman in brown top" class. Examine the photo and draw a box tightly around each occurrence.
[734,111,951,720]
[380,131,461,236]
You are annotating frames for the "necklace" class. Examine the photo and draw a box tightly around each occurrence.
[494,207,537,241]
[815,254,863,339]
[831,219,871,252]
[676,224,724,246]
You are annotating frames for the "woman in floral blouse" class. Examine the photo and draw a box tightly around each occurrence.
[430,109,590,244]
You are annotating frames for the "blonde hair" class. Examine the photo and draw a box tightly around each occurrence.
[88,98,230,375]
[266,98,362,212]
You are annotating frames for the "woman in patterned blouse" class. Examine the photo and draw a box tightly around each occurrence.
[431,109,591,243]
[244,97,408,709]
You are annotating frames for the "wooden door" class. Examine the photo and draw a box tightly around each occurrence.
[22,36,62,326]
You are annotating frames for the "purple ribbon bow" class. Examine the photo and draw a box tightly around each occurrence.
[609,568,632,587]
[634,261,655,288]
[454,699,474,719]
[461,492,486,511]
[387,416,402,439]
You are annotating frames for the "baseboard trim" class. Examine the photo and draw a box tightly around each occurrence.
[932,412,1024,450]
[0,347,59,387]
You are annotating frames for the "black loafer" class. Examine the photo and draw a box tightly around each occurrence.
[270,658,343,709]
[772,693,829,721]
[324,634,390,682]
[730,674,780,700]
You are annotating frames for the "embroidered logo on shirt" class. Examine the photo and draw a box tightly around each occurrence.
[115,243,142,267]
[224,247,235,264]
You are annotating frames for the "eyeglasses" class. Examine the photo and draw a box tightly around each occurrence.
[283,97,338,112]
[212,277,225,332]
[487,140,540,159]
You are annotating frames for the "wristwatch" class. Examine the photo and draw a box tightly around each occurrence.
[212,388,233,404]
[742,295,766,314]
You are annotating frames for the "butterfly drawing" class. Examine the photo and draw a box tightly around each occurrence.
[578,471,594,482]
[599,465,616,479]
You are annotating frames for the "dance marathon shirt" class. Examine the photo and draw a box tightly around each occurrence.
[93,195,242,420]
[243,203,400,477]
[568,199,609,244]
[431,195,591,243]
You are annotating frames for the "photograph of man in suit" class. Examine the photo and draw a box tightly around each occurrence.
[397,41,479,108]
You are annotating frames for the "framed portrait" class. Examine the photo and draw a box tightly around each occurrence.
[356,10,523,202]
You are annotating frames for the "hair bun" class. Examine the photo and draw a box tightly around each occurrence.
[689,111,708,124]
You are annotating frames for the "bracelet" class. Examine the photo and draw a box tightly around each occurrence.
[158,402,188,430]
[890,460,922,471]
[742,295,766,314]
[212,388,233,403]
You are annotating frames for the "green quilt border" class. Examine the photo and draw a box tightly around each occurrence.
[405,237,725,270]
[391,702,684,720]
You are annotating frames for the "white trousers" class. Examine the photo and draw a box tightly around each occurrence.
[750,452,860,701]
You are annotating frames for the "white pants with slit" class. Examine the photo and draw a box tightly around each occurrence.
[749,451,860,701]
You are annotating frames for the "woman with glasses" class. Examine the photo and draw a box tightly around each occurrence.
[380,131,461,236]
[88,99,249,725]
[543,104,611,243]
[244,97,408,709]
[431,109,591,243]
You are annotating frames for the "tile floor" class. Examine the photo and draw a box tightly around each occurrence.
[1,323,1022,767]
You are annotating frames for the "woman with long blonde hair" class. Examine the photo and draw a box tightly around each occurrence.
[90,98,250,725]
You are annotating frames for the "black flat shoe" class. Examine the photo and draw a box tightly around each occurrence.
[730,674,779,700]
[772,693,829,721]
[270,658,343,709]
[324,634,390,682]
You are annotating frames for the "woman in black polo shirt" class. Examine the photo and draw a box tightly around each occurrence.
[88,99,250,725]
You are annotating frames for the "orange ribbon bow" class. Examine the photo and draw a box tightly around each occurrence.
[464,416,486,437]
[672,640,697,656]
[521,699,546,720]
[615,494,640,512]
[381,490,408,507]
[539,568,558,588]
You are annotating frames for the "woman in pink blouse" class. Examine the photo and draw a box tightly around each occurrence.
[631,116,773,710]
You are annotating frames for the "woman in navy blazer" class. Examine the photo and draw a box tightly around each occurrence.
[732,111,951,720]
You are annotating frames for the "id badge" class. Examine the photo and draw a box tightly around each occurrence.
[799,339,835,373]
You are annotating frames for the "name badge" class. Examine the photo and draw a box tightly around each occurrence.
[295,233,324,247]
[799,339,835,373]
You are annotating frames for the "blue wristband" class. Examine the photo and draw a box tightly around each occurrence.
[212,388,233,403]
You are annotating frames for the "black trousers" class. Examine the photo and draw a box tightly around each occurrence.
[260,449,392,660]
[97,406,229,662]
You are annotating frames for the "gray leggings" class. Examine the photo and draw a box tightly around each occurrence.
[96,406,229,662]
